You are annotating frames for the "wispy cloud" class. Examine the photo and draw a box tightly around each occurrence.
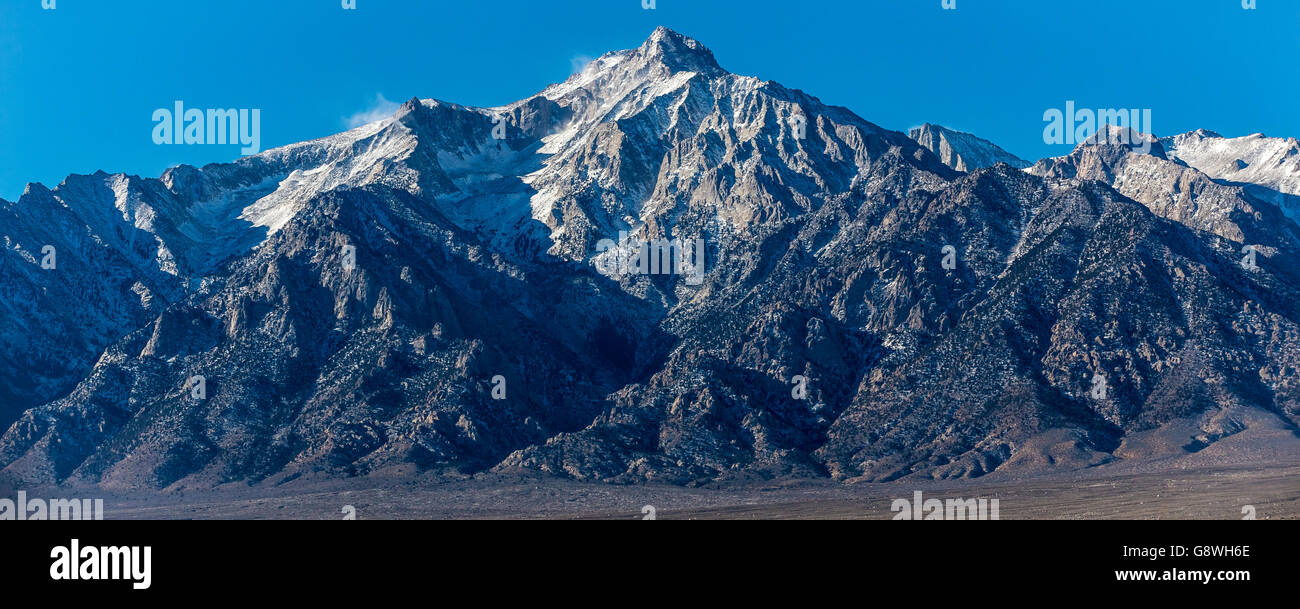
[344,93,402,128]
[569,54,596,76]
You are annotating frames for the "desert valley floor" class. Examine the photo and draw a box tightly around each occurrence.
[27,459,1293,520]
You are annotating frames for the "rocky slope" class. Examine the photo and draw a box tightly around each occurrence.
[2,28,1297,489]
[1027,127,1300,259]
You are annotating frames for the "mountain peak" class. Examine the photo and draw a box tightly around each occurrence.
[20,182,52,200]
[908,123,1029,171]
[635,26,722,74]
[1075,124,1165,158]
[395,96,423,117]
[1158,128,1300,222]
[534,27,726,111]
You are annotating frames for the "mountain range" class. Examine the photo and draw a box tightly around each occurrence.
[2,28,1297,490]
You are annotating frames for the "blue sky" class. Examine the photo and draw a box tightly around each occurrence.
[1,0,1296,201]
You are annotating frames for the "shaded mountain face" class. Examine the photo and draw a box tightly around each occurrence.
[2,28,1298,489]
[909,123,1029,172]
[0,177,187,427]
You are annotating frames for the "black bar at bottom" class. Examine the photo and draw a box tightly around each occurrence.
[1,520,1284,597]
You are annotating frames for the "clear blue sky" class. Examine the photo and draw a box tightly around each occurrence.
[1,0,1296,201]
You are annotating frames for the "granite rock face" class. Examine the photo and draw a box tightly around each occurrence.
[909,123,1030,172]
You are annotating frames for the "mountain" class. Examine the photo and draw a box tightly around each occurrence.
[2,28,1298,489]
[0,177,186,427]
[908,123,1030,172]
[1159,129,1300,225]
[1027,126,1300,254]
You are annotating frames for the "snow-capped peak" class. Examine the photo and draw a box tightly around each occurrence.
[1161,129,1300,221]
